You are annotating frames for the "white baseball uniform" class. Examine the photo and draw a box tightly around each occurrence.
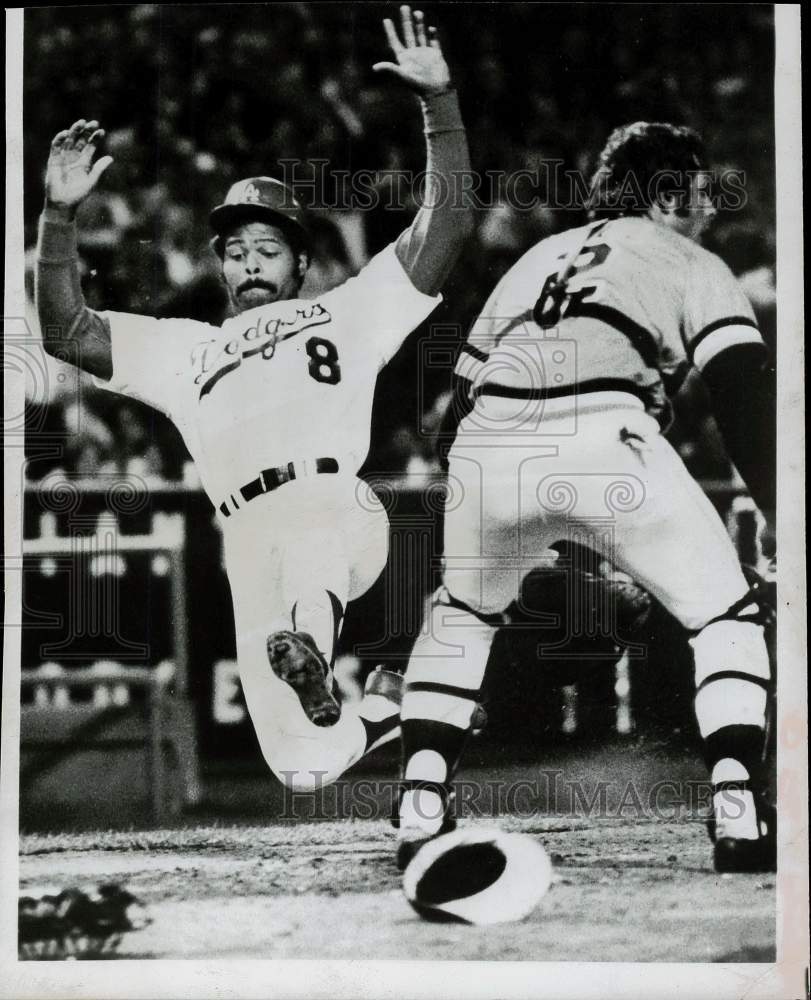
[447,216,765,629]
[96,243,441,786]
[405,216,770,747]
[38,89,471,794]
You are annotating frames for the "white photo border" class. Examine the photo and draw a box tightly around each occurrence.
[2,5,806,998]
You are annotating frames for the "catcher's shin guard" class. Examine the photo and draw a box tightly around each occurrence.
[267,630,340,726]
[693,571,776,873]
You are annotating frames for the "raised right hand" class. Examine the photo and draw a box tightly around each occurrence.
[45,119,113,210]
[373,6,452,98]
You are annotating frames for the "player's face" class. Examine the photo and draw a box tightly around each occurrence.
[668,172,717,243]
[221,222,306,312]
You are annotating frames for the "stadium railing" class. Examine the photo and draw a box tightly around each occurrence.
[19,504,201,828]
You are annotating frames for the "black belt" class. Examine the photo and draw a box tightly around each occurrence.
[219,457,339,518]
[472,377,652,404]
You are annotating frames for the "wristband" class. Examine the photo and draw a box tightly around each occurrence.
[38,209,80,262]
[421,89,465,136]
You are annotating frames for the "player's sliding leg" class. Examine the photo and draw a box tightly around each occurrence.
[225,481,401,791]
[237,618,402,791]
[266,584,346,727]
[266,533,352,725]
[237,579,404,793]
[396,588,497,868]
[271,588,409,746]
[273,524,403,753]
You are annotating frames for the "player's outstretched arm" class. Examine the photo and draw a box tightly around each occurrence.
[36,120,115,379]
[374,6,473,295]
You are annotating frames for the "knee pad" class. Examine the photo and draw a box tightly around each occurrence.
[691,618,771,689]
[403,585,498,714]
[691,571,774,689]
[691,612,772,739]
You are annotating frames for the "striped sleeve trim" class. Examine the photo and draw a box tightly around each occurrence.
[691,322,764,371]
[689,315,759,362]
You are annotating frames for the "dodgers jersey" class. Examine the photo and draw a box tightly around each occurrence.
[96,243,440,504]
[456,216,764,423]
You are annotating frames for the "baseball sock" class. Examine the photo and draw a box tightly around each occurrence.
[691,619,771,840]
[291,589,344,667]
[398,599,495,834]
[702,725,768,840]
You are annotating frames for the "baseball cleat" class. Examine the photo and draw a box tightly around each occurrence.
[266,630,340,727]
[711,798,776,874]
[708,788,776,874]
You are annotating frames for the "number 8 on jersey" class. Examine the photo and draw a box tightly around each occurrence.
[307,336,341,385]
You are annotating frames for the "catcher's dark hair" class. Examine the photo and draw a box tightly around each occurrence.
[586,122,707,220]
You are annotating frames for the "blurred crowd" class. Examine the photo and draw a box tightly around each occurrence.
[23,3,776,486]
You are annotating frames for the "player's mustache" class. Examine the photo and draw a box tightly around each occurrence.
[238,278,278,296]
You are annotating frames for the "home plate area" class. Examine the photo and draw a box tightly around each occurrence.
[19,814,774,962]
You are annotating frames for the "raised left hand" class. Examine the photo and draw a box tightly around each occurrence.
[373,6,452,97]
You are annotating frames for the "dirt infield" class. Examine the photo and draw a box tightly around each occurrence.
[19,814,775,962]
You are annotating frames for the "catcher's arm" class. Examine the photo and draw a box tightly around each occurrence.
[701,343,775,522]
[374,6,473,295]
[36,120,115,379]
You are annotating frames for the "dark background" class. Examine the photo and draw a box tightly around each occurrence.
[22,4,776,769]
[23,3,776,483]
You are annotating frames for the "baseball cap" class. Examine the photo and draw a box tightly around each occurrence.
[209,177,309,247]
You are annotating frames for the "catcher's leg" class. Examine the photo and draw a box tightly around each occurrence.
[396,449,558,867]
[571,413,774,871]
[396,586,499,867]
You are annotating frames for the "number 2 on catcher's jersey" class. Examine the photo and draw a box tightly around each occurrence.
[306,336,342,385]
[535,242,613,327]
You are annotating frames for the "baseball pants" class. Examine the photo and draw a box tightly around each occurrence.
[220,474,390,790]
[405,392,769,737]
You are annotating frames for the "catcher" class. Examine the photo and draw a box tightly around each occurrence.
[396,122,777,873]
